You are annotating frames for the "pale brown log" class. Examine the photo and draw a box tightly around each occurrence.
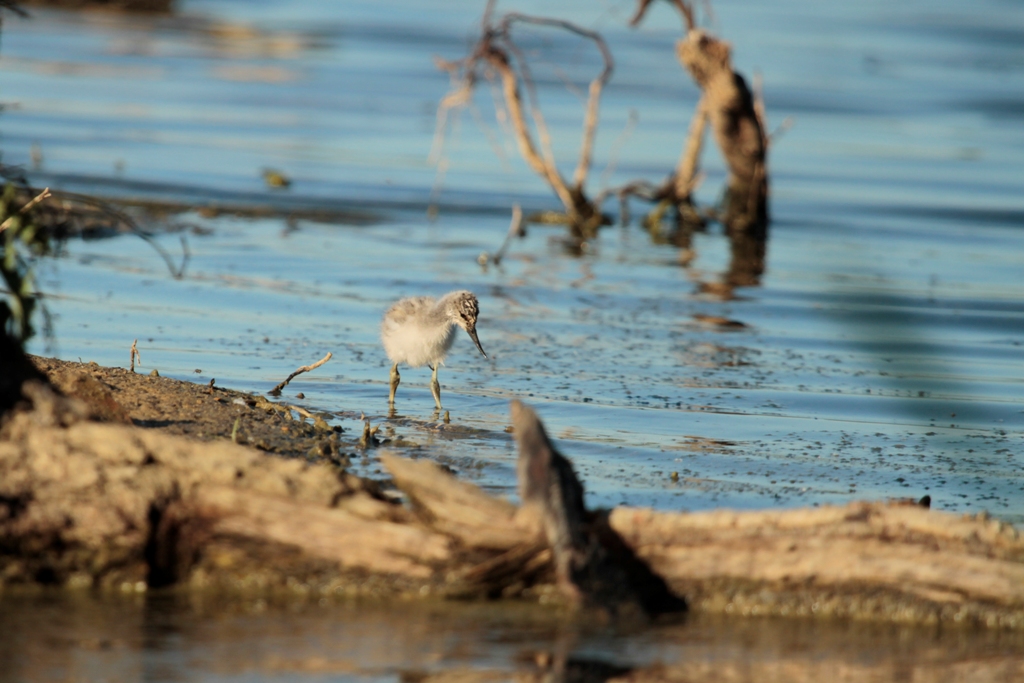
[200,487,449,579]
[610,504,1024,624]
[380,451,535,551]
[5,384,1024,627]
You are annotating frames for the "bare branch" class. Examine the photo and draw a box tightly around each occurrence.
[502,13,614,193]
[674,96,707,198]
[597,109,639,192]
[630,0,694,32]
[489,203,524,265]
[769,116,795,145]
[431,5,613,238]
[500,38,563,191]
[268,351,333,397]
[483,46,577,218]
[129,339,141,373]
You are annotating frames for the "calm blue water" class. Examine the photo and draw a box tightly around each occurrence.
[3,0,1024,677]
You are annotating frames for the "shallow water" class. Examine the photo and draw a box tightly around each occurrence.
[3,0,1024,673]
[4,592,1024,683]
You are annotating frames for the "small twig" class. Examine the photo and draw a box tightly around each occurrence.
[359,419,380,449]
[594,179,659,227]
[129,338,141,373]
[290,404,314,420]
[769,116,794,145]
[630,0,694,31]
[268,351,332,397]
[0,187,51,233]
[490,203,524,265]
[598,109,639,192]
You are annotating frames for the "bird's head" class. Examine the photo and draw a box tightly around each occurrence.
[448,291,487,358]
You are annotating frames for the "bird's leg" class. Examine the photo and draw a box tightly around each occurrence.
[430,363,442,410]
[388,363,401,405]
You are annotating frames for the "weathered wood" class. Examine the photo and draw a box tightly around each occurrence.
[610,504,1024,626]
[200,487,450,579]
[3,380,1024,627]
[511,399,686,617]
[676,29,767,234]
[381,451,533,551]
[0,387,448,591]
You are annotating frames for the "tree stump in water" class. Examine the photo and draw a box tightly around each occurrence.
[676,29,768,235]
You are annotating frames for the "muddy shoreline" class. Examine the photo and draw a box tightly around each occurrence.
[31,355,353,464]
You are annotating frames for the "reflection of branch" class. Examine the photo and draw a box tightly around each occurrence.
[142,233,190,280]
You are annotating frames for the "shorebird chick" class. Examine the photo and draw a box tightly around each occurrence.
[381,290,487,410]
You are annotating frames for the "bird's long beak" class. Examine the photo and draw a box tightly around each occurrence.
[467,326,487,359]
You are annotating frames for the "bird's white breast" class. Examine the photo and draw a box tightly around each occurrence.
[381,302,457,367]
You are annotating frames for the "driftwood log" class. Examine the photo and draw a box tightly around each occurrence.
[2,383,1023,628]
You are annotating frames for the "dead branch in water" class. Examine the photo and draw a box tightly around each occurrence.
[268,351,333,397]
[625,0,769,237]
[433,0,613,242]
